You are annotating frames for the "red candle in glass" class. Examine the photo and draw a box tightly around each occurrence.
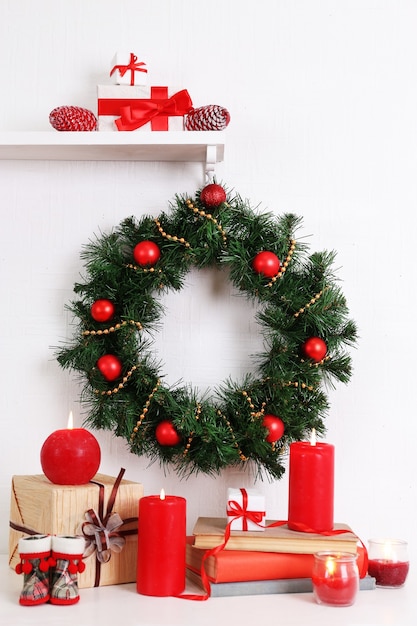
[288,429,334,532]
[40,412,101,485]
[137,490,186,596]
[312,552,359,607]
[367,539,409,587]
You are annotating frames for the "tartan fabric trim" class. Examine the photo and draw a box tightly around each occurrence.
[18,558,50,606]
[50,557,81,605]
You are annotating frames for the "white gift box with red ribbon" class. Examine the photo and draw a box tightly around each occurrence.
[97,84,192,132]
[226,487,266,532]
[110,52,148,86]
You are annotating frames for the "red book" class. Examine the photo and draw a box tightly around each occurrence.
[186,540,367,583]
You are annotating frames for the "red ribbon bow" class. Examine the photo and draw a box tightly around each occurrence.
[115,88,193,131]
[110,53,147,86]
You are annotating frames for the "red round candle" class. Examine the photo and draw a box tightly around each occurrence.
[288,434,334,532]
[40,417,101,485]
[137,491,186,596]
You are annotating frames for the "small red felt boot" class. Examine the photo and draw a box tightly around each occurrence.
[15,535,53,606]
[50,535,86,605]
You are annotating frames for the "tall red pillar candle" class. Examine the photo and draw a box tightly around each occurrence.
[137,490,186,596]
[288,430,334,532]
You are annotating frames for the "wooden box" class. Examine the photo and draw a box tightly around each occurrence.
[9,472,143,588]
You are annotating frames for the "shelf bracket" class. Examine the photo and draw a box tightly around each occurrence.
[205,144,217,182]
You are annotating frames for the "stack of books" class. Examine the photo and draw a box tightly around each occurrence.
[187,517,374,597]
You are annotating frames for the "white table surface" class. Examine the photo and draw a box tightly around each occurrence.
[1,555,415,626]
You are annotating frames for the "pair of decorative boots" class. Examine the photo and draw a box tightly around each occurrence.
[15,534,86,606]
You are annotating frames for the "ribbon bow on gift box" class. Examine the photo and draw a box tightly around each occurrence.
[82,509,125,564]
[80,468,138,586]
[115,88,193,131]
[110,53,147,86]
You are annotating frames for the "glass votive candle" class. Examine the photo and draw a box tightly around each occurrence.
[367,539,409,587]
[312,551,359,607]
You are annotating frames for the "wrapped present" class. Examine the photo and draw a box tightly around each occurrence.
[9,469,142,588]
[97,85,193,132]
[110,52,148,86]
[226,487,266,532]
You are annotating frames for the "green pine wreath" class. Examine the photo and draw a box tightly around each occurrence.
[56,182,357,479]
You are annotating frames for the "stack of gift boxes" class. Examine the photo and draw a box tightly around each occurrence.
[97,51,193,132]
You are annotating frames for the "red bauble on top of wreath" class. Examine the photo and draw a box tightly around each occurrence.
[200,183,227,208]
[56,181,357,479]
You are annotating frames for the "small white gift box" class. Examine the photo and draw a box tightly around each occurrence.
[110,52,148,86]
[227,487,266,532]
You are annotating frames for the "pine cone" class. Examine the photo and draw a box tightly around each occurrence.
[184,105,230,131]
[49,106,97,131]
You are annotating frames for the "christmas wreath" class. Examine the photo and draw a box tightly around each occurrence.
[56,183,357,479]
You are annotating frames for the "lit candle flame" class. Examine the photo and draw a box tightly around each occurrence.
[310,428,317,446]
[325,557,336,576]
[383,541,393,561]
[160,488,166,500]
[67,411,74,430]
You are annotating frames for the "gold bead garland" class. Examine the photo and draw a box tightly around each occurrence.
[294,286,329,318]
[130,379,161,442]
[241,390,266,420]
[125,263,163,273]
[217,409,247,462]
[83,319,143,337]
[182,402,202,457]
[284,380,315,392]
[186,198,227,244]
[154,218,191,248]
[301,355,331,369]
[267,238,296,288]
[94,364,138,396]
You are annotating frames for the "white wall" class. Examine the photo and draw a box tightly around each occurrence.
[1,0,416,561]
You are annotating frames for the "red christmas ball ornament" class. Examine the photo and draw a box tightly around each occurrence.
[97,354,123,381]
[133,241,161,267]
[262,414,285,443]
[91,299,115,322]
[155,420,181,446]
[200,183,227,208]
[252,251,281,278]
[302,336,328,362]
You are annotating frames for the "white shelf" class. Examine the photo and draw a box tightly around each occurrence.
[0,131,225,176]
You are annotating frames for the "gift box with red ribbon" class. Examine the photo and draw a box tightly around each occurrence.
[97,84,193,132]
[110,52,148,86]
[9,470,143,588]
[226,487,266,532]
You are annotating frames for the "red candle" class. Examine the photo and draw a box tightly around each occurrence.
[40,412,101,485]
[288,430,334,532]
[137,490,186,596]
[367,559,409,587]
[368,538,409,587]
[312,552,359,607]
